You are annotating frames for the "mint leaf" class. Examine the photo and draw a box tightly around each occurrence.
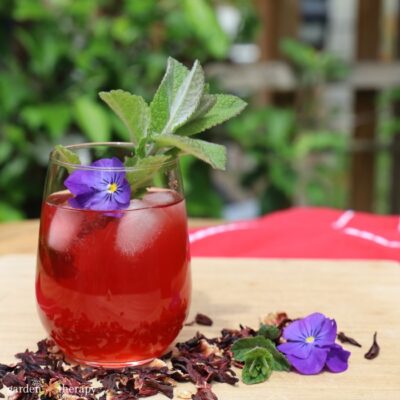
[242,348,273,385]
[258,324,281,340]
[232,336,271,361]
[232,336,291,372]
[150,57,189,133]
[190,94,217,121]
[124,154,171,193]
[54,145,81,172]
[262,339,291,372]
[176,94,247,136]
[161,60,205,134]
[153,134,226,170]
[99,90,150,145]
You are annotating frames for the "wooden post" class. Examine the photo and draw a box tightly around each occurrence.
[390,106,400,213]
[350,0,382,212]
[389,3,400,213]
[255,0,299,105]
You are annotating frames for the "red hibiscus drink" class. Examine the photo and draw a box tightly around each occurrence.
[35,58,246,367]
[36,146,191,367]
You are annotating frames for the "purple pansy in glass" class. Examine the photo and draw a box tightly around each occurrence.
[277,313,350,375]
[64,157,131,211]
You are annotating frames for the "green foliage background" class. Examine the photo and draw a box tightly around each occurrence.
[0,0,351,222]
[0,0,237,221]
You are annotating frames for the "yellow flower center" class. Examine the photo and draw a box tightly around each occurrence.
[108,182,118,193]
[305,336,315,343]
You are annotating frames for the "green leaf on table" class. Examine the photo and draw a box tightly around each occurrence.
[124,154,171,193]
[153,134,226,170]
[99,89,150,145]
[232,336,272,361]
[150,57,190,133]
[176,94,247,136]
[262,339,291,372]
[232,336,291,373]
[258,324,281,340]
[241,347,273,385]
[74,97,111,142]
[54,145,81,172]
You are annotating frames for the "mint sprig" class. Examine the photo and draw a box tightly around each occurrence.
[232,336,290,385]
[56,57,247,195]
[99,57,246,193]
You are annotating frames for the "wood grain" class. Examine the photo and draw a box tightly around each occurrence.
[1,255,399,399]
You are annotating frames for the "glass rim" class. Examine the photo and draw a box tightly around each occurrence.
[49,142,178,172]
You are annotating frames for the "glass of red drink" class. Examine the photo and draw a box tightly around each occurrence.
[36,143,191,367]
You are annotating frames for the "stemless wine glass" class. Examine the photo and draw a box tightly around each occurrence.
[36,143,191,367]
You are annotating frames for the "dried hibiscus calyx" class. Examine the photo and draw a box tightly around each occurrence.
[0,312,364,400]
[185,313,214,327]
[337,332,362,348]
[192,386,218,400]
[195,313,213,326]
[364,332,380,360]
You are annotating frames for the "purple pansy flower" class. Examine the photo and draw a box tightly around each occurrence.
[64,157,131,211]
[277,312,350,375]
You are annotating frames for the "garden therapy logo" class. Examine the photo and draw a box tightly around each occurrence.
[6,378,95,397]
[56,57,247,211]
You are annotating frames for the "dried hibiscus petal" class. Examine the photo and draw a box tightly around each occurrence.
[364,332,380,360]
[337,332,362,348]
[192,387,218,400]
[195,314,213,326]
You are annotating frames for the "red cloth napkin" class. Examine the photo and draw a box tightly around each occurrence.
[189,207,400,261]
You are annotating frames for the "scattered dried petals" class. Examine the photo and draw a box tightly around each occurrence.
[261,312,288,327]
[176,389,194,399]
[199,339,222,357]
[195,313,213,326]
[337,332,362,348]
[364,332,380,360]
[147,358,168,369]
[192,387,218,400]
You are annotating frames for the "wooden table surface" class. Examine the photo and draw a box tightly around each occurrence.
[1,254,399,399]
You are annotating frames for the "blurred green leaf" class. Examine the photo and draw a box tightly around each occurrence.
[0,141,13,163]
[281,38,348,81]
[182,0,230,59]
[13,0,52,21]
[21,104,70,140]
[0,202,25,222]
[0,157,28,186]
[293,131,346,159]
[0,0,247,220]
[4,125,27,151]
[73,97,111,142]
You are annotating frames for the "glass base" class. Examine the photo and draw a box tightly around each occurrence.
[68,356,156,369]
